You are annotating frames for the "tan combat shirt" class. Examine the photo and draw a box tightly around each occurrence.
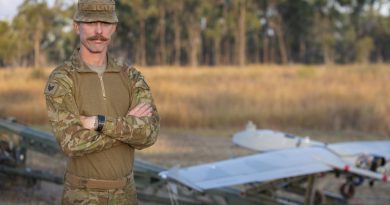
[44,49,159,180]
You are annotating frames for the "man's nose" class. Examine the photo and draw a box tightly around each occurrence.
[95,22,103,34]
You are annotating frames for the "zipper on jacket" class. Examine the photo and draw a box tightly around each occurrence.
[98,74,107,99]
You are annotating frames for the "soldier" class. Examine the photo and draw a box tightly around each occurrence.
[44,0,160,204]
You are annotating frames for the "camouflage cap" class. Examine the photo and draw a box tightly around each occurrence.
[73,0,118,23]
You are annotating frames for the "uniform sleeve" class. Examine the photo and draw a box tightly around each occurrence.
[45,69,119,157]
[102,68,160,150]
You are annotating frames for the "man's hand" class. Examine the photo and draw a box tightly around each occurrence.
[127,103,152,117]
[80,115,97,130]
[79,103,152,130]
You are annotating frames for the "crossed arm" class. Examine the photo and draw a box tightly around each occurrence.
[80,102,153,130]
[45,68,159,157]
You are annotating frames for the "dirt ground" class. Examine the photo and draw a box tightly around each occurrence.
[1,128,389,205]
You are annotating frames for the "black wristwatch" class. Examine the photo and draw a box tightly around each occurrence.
[96,115,105,132]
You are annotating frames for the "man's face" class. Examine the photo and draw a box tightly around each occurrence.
[74,21,117,53]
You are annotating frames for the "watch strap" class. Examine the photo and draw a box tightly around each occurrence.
[96,115,105,132]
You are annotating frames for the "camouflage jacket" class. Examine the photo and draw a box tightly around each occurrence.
[44,49,160,158]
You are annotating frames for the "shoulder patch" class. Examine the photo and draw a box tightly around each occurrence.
[44,82,59,96]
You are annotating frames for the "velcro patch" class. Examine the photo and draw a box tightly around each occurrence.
[79,3,115,11]
[44,82,58,96]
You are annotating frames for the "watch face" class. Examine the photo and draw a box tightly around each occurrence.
[96,115,105,132]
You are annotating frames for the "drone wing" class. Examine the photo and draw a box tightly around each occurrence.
[329,141,390,158]
[232,128,323,152]
[160,147,340,191]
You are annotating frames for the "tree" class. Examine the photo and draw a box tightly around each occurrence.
[2,0,390,67]
[267,0,289,64]
[155,0,167,65]
[181,0,202,67]
[0,21,16,66]
[356,36,374,63]
[237,0,247,66]
[118,0,158,66]
[13,0,57,67]
[203,0,226,65]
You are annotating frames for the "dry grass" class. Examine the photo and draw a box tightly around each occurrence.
[143,64,390,133]
[0,68,49,124]
[3,65,390,205]
[1,65,390,134]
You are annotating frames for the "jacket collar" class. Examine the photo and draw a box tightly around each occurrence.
[65,47,121,73]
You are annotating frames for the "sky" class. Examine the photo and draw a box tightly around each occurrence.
[0,0,389,21]
[0,0,75,20]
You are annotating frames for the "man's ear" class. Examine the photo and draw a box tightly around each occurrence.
[73,22,80,34]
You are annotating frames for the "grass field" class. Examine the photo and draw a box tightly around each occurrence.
[1,64,390,135]
[1,65,390,204]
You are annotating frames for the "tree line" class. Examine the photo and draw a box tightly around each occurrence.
[0,0,389,68]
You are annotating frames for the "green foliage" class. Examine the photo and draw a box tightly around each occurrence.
[0,0,389,67]
[356,36,374,63]
[0,21,12,66]
[2,0,71,67]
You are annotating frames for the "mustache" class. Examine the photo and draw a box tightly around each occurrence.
[87,35,109,41]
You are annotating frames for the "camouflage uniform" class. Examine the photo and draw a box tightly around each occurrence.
[44,0,159,204]
[62,177,137,205]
